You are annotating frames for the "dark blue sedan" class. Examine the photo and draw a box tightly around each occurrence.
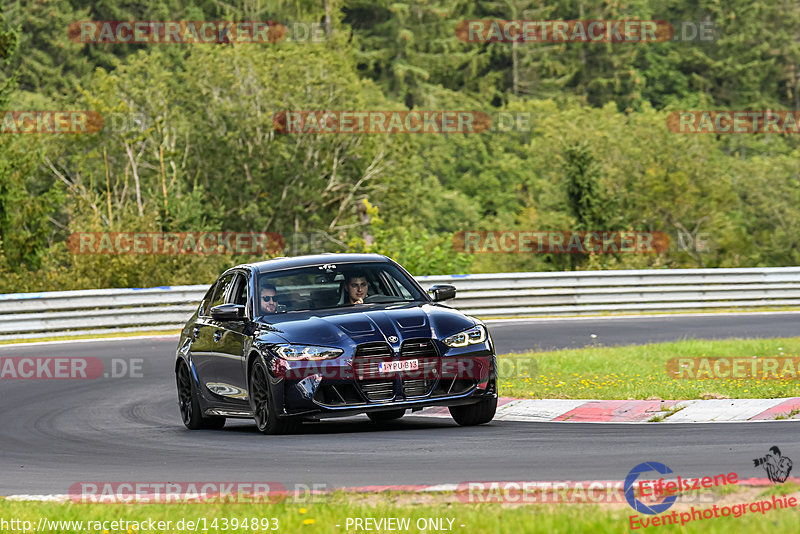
[175,254,497,434]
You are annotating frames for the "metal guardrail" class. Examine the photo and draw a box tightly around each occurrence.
[1,267,799,340]
[0,286,208,340]
[418,267,800,317]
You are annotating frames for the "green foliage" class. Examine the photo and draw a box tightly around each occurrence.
[349,200,472,275]
[352,225,472,276]
[2,1,800,290]
[0,11,17,105]
[563,141,607,231]
[0,13,65,272]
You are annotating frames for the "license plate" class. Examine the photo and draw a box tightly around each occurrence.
[378,360,419,373]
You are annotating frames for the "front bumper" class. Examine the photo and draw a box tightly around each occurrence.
[269,341,497,419]
[294,386,496,420]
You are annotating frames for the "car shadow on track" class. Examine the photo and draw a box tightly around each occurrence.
[215,415,481,436]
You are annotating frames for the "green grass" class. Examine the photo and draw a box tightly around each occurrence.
[758,482,800,497]
[497,337,800,400]
[2,492,800,534]
[647,403,688,422]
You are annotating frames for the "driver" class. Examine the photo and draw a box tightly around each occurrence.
[344,271,368,305]
[260,283,279,314]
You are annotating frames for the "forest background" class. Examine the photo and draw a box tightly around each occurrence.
[1,0,799,291]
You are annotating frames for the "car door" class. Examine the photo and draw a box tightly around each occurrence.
[206,271,251,404]
[191,273,234,402]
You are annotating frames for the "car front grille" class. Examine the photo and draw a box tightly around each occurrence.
[354,342,396,401]
[398,339,439,397]
[353,343,391,379]
[402,379,431,397]
[359,380,396,401]
[351,339,467,402]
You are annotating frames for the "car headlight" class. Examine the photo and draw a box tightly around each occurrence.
[272,344,343,361]
[443,325,487,348]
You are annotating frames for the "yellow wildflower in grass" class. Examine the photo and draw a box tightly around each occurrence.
[303,519,316,525]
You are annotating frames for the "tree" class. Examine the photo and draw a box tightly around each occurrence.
[563,140,607,231]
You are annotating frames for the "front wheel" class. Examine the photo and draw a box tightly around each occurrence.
[176,361,226,430]
[449,395,497,426]
[249,359,296,435]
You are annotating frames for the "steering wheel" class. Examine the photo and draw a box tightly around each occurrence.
[363,294,397,304]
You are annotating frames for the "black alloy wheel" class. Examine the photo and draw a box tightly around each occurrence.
[249,359,295,435]
[176,361,225,430]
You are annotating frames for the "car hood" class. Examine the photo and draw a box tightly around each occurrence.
[255,303,477,346]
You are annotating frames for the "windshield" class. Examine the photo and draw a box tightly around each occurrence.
[255,262,426,314]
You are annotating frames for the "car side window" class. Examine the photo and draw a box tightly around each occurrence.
[228,273,249,307]
[198,285,215,317]
[209,273,234,312]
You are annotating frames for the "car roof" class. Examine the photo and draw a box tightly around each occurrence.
[244,253,393,274]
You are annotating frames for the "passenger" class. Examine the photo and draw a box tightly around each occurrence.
[344,271,368,305]
[260,283,279,314]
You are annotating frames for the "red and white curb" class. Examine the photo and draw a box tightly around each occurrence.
[417,397,800,423]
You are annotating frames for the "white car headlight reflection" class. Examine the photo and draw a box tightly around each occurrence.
[443,325,487,348]
[272,344,343,361]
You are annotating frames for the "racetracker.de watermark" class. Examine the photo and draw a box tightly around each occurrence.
[66,232,284,255]
[68,21,287,44]
[453,231,670,254]
[273,355,495,381]
[1,111,103,134]
[455,480,719,505]
[666,357,800,379]
[273,111,493,134]
[668,111,800,134]
[67,482,328,503]
[456,20,715,43]
[0,357,143,379]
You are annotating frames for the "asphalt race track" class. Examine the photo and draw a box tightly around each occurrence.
[1,313,798,495]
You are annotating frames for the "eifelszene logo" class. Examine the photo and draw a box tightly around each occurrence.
[624,462,739,519]
[753,446,793,483]
[624,462,677,515]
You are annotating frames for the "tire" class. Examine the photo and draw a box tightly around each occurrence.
[176,361,226,430]
[367,409,406,423]
[449,395,497,426]
[249,359,296,435]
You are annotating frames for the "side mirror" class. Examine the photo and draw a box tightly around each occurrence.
[428,284,456,302]
[210,303,246,321]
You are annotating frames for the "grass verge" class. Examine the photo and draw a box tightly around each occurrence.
[2,487,800,534]
[498,337,800,400]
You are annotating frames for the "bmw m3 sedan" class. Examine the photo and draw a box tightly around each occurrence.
[175,253,497,434]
